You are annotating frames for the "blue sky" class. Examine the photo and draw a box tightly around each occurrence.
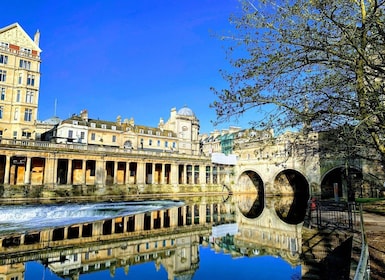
[2,0,252,133]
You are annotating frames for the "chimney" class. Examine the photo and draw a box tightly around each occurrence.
[34,29,40,46]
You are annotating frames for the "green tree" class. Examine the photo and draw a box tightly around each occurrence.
[211,0,385,164]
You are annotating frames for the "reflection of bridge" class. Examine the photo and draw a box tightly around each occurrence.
[0,195,306,279]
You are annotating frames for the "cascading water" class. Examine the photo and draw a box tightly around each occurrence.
[0,200,184,234]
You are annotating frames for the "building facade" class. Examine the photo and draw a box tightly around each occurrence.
[0,23,41,140]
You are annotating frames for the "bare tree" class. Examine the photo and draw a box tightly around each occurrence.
[211,0,385,165]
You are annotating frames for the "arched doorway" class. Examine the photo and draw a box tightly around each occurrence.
[321,166,363,201]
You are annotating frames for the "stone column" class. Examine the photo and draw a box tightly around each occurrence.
[24,157,31,185]
[136,161,145,186]
[182,164,187,185]
[171,163,178,186]
[199,165,206,186]
[82,160,86,185]
[95,159,104,187]
[67,159,72,185]
[113,160,118,184]
[125,161,130,184]
[4,155,10,184]
[160,163,165,184]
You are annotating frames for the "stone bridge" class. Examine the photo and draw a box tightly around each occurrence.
[230,131,385,200]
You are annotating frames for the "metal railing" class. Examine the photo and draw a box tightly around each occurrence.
[304,200,370,279]
[354,204,370,280]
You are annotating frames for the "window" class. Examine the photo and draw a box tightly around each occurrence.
[16,90,20,102]
[13,131,17,139]
[26,91,33,103]
[22,48,32,56]
[22,131,31,138]
[0,54,7,64]
[0,88,5,100]
[80,132,85,139]
[0,106,3,119]
[111,125,116,130]
[91,133,95,140]
[72,120,78,125]
[172,142,176,148]
[0,130,2,137]
[14,108,19,120]
[101,124,106,129]
[112,135,116,142]
[168,132,172,137]
[0,70,6,82]
[156,131,160,136]
[157,140,161,147]
[90,122,96,128]
[68,130,73,139]
[148,130,153,135]
[149,139,152,146]
[165,141,168,148]
[27,74,35,86]
[19,59,31,69]
[24,108,32,121]
[18,73,22,84]
[0,42,9,48]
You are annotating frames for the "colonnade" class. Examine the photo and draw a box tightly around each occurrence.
[0,150,228,187]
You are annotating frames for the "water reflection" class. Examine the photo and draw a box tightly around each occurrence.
[0,195,305,279]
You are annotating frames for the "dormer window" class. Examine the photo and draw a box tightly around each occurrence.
[101,124,107,129]
[90,123,96,128]
[111,125,116,130]
[73,120,78,125]
[148,130,153,135]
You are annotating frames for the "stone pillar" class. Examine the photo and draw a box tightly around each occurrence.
[136,161,145,186]
[82,160,86,185]
[24,157,31,185]
[160,163,165,184]
[95,159,104,187]
[199,165,205,186]
[113,161,118,184]
[183,164,187,185]
[171,163,178,186]
[151,162,155,184]
[4,155,10,184]
[44,156,56,186]
[125,161,130,184]
[67,159,72,185]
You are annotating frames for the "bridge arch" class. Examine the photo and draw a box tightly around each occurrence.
[235,169,264,195]
[272,169,310,224]
[321,165,363,200]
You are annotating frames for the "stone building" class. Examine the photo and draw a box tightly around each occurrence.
[45,106,200,156]
[0,23,41,140]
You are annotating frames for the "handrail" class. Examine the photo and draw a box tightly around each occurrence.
[354,204,370,280]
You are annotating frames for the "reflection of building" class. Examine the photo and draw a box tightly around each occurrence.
[0,23,41,140]
[0,198,234,280]
[0,194,307,279]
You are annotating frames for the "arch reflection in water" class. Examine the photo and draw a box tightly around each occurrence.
[0,196,302,280]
